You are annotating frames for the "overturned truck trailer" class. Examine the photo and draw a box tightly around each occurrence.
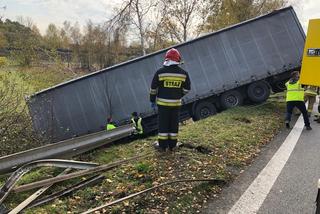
[27,6,305,142]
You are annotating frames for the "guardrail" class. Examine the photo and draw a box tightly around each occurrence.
[0,159,99,205]
[0,124,134,174]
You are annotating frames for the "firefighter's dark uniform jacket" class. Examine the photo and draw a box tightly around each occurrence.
[150,65,191,106]
[150,64,191,150]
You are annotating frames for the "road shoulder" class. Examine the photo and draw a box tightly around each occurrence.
[203,119,295,214]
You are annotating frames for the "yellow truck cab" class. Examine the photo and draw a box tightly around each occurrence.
[300,19,320,87]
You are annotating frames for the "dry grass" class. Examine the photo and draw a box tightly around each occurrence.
[0,101,286,214]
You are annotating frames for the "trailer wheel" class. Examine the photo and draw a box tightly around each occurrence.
[247,81,270,103]
[193,101,217,121]
[220,90,243,109]
[271,80,286,93]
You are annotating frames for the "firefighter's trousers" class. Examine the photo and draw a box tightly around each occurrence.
[158,105,180,150]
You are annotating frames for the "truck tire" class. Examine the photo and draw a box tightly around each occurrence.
[271,80,286,93]
[247,81,270,103]
[220,90,243,109]
[193,101,217,121]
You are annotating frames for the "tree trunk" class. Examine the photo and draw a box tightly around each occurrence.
[135,0,146,55]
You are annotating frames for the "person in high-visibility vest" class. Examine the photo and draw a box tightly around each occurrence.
[285,71,312,130]
[131,112,144,135]
[305,86,319,117]
[105,117,116,131]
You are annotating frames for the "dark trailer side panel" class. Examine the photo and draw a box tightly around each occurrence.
[27,6,305,142]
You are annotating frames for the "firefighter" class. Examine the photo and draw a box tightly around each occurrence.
[131,112,144,135]
[105,117,116,131]
[285,71,312,130]
[305,85,318,117]
[150,48,191,152]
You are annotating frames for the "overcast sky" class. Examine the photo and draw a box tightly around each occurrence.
[1,0,320,34]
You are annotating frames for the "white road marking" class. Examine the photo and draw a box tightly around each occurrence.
[228,115,305,214]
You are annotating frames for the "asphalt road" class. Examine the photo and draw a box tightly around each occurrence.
[204,111,320,214]
[258,116,320,214]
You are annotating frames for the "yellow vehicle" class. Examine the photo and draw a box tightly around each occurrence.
[300,19,320,87]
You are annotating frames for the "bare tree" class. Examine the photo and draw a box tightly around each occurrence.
[44,23,62,50]
[68,22,82,67]
[145,0,174,51]
[161,0,206,42]
[31,25,41,36]
[203,0,288,32]
[60,21,72,49]
[70,22,82,46]
[93,24,108,69]
[132,0,156,55]
[107,0,156,55]
[82,20,95,70]
[107,24,129,66]
[16,16,35,29]
[11,20,42,66]
[16,16,42,37]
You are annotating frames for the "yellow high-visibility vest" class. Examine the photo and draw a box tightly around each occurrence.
[305,86,318,96]
[285,81,304,101]
[131,117,143,134]
[106,123,116,131]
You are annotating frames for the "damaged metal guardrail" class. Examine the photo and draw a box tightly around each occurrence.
[27,174,105,209]
[7,168,72,214]
[82,178,226,214]
[0,159,99,205]
[0,154,149,213]
[8,174,105,214]
[12,154,150,193]
[0,124,134,174]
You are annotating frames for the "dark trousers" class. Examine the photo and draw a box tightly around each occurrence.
[158,106,180,150]
[286,101,310,127]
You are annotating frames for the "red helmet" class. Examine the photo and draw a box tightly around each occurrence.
[165,48,181,62]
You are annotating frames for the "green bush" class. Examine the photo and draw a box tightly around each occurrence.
[135,162,152,173]
[0,65,82,156]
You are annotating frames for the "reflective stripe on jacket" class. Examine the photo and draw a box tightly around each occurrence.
[285,80,304,101]
[150,65,191,107]
[156,98,182,107]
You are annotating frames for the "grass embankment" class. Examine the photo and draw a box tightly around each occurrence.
[1,100,286,213]
[0,65,82,156]
[0,66,80,105]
